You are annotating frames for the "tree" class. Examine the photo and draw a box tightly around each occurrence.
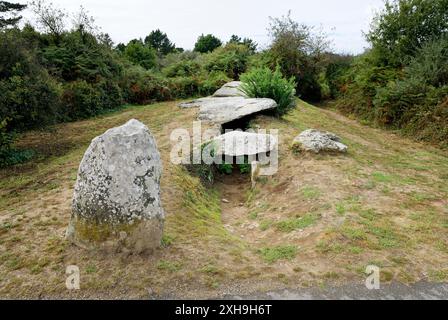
[367,0,448,67]
[124,40,156,69]
[71,5,98,35]
[115,42,126,53]
[30,0,67,39]
[144,29,176,55]
[194,34,222,53]
[267,11,330,100]
[228,34,258,53]
[0,1,26,28]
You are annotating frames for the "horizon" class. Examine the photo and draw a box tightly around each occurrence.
[20,0,385,54]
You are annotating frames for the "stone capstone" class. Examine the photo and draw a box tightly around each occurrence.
[179,97,277,126]
[66,119,164,253]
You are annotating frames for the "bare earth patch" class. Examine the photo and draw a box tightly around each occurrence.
[1,100,447,298]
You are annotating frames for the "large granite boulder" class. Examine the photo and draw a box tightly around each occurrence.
[292,129,348,154]
[66,119,164,253]
[213,81,248,98]
[180,97,277,126]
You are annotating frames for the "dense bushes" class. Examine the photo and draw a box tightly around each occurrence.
[241,66,296,116]
[331,0,448,147]
[266,11,329,101]
[123,40,157,70]
[319,53,353,99]
[203,43,251,80]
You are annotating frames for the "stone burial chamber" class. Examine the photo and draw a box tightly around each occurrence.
[66,119,164,254]
[179,81,277,130]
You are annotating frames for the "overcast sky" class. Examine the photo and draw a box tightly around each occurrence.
[22,0,385,54]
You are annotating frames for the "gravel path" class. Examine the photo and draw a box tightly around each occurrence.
[226,281,448,300]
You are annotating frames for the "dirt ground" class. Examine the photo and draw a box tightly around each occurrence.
[1,100,447,299]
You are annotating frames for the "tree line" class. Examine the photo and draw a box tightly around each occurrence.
[1,0,447,167]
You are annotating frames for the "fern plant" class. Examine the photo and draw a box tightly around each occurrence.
[240,66,296,116]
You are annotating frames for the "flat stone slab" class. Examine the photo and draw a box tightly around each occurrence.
[293,129,348,153]
[180,97,277,125]
[212,81,248,98]
[211,131,277,157]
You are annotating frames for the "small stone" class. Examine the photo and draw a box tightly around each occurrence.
[292,129,348,154]
[222,199,230,203]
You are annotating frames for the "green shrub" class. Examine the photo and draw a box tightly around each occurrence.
[97,80,123,110]
[168,76,199,99]
[120,67,172,104]
[240,66,296,116]
[204,43,252,80]
[198,71,231,96]
[217,163,233,175]
[0,73,62,130]
[60,80,102,120]
[367,0,448,67]
[267,12,329,101]
[0,118,34,168]
[321,54,353,99]
[123,40,157,70]
[163,59,202,78]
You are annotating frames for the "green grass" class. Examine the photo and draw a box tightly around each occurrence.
[342,227,367,241]
[259,219,273,231]
[371,172,394,183]
[300,186,322,200]
[335,203,346,215]
[276,214,318,232]
[249,211,258,220]
[367,224,400,248]
[157,260,183,272]
[161,234,175,247]
[200,264,223,275]
[259,245,298,263]
[86,265,97,274]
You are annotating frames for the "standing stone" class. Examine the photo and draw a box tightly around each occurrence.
[66,119,164,254]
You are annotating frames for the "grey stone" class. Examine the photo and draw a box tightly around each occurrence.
[180,97,277,125]
[293,129,347,153]
[67,119,164,253]
[211,131,277,157]
[213,81,248,98]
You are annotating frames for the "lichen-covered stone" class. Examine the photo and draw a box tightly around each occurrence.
[212,81,248,98]
[211,131,277,157]
[292,129,348,154]
[179,97,277,126]
[66,119,164,253]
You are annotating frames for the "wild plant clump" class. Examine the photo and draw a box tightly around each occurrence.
[240,66,296,116]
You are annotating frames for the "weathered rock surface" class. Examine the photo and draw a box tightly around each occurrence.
[180,97,277,125]
[211,131,277,157]
[293,129,348,153]
[66,119,164,253]
[213,81,248,98]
